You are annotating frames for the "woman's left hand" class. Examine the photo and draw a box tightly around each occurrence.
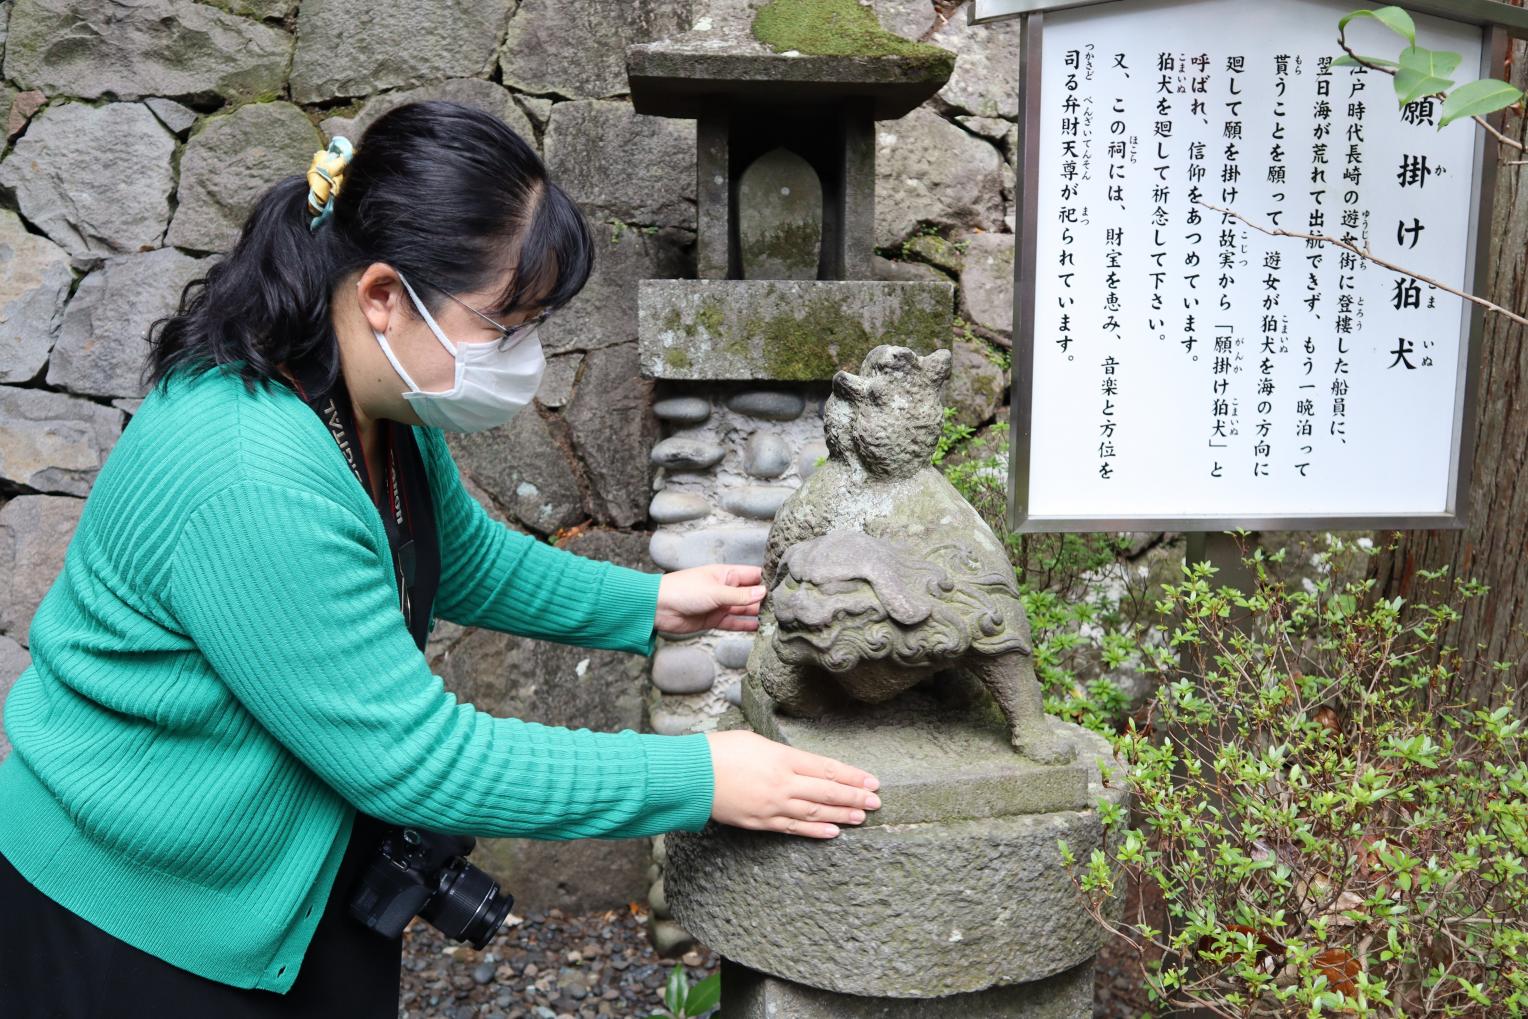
[655,564,768,637]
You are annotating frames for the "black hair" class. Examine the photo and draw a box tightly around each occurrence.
[144,99,594,396]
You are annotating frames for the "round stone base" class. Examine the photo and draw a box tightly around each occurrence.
[665,721,1128,998]
[720,958,1095,1018]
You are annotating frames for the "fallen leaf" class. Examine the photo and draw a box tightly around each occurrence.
[1312,946,1361,997]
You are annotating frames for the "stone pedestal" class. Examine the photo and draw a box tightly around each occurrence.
[720,958,1095,1019]
[740,674,1094,825]
[665,678,1128,1013]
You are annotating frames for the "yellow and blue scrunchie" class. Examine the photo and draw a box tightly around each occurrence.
[305,136,354,231]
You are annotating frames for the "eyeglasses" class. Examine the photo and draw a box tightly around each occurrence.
[410,275,554,353]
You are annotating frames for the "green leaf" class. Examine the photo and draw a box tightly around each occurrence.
[1333,53,1398,69]
[1399,46,1461,80]
[684,972,721,1015]
[665,963,688,1015]
[1340,6,1416,46]
[1440,77,1526,126]
[1395,68,1455,107]
[1393,46,1459,106]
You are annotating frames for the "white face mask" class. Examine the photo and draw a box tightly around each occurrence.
[372,273,547,433]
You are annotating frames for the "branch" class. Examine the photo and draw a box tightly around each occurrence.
[1195,200,1528,328]
[1473,109,1525,153]
[1337,27,1526,156]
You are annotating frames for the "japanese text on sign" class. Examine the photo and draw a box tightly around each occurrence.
[1024,0,1487,523]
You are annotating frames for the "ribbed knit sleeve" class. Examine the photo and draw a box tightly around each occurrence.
[422,429,662,657]
[169,478,713,839]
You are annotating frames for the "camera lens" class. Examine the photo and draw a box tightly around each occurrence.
[419,859,516,950]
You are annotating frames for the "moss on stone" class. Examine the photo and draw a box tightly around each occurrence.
[744,219,824,275]
[755,304,850,379]
[693,298,725,338]
[654,283,951,379]
[750,0,955,77]
[902,231,965,274]
[662,345,693,371]
[885,291,953,353]
[735,288,950,380]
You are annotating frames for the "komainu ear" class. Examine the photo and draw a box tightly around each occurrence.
[831,369,869,401]
[922,348,953,387]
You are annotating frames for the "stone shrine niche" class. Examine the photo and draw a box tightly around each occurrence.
[736,145,823,280]
[724,103,863,280]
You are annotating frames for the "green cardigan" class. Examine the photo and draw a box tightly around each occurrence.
[0,359,714,993]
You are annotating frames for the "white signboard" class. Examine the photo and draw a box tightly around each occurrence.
[1006,0,1502,530]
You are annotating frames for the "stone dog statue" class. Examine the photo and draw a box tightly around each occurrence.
[746,344,1075,765]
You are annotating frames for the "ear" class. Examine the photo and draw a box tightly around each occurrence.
[831,369,869,402]
[922,348,953,388]
[354,262,407,336]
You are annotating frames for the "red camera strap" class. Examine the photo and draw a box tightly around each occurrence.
[278,359,440,652]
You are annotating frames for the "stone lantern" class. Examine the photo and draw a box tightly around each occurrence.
[623,0,963,964]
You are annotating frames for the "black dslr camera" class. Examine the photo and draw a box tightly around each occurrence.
[348,826,515,949]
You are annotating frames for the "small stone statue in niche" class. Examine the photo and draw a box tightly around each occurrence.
[747,344,1076,765]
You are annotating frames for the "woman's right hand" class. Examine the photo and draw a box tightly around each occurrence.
[704,729,881,839]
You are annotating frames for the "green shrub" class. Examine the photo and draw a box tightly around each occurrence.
[1064,536,1528,1017]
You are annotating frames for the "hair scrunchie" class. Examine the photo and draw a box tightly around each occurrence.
[305,136,354,231]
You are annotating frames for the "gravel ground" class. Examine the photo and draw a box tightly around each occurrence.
[398,906,718,1019]
[390,731,1150,1019]
[395,893,1152,1018]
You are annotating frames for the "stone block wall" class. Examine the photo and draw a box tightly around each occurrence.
[0,0,1022,906]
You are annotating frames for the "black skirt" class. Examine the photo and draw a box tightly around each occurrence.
[0,810,402,1019]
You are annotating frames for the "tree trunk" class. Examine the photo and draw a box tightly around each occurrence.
[1369,39,1528,706]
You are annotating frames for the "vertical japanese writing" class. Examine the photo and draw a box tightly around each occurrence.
[1392,95,1442,374]
[1256,53,1290,478]
[1209,54,1248,476]
[1055,47,1082,359]
[1335,59,1369,455]
[1099,51,1131,479]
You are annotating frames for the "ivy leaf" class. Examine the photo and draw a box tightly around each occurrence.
[1394,48,1457,107]
[1440,78,1526,127]
[1339,6,1417,46]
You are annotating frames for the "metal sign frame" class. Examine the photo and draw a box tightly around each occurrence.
[994,0,1510,532]
[970,0,1528,34]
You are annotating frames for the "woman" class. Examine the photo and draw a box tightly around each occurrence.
[0,100,880,1017]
